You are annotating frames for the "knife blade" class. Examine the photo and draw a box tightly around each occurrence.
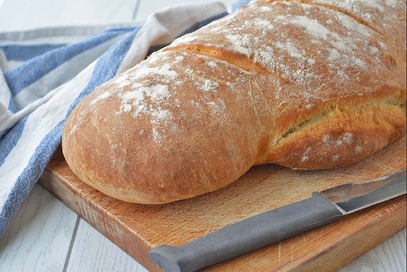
[148,169,406,272]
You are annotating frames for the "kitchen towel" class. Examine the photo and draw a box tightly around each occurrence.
[0,0,250,237]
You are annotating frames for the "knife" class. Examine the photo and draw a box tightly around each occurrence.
[148,169,406,272]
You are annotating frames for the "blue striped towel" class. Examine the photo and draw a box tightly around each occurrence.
[0,0,250,237]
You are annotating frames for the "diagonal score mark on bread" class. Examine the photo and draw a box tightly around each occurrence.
[164,45,276,76]
[263,0,386,38]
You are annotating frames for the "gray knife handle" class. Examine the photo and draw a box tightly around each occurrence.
[148,192,343,272]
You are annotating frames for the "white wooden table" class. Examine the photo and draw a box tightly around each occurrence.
[0,0,405,271]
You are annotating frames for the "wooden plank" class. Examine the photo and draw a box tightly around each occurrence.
[0,184,78,272]
[66,219,148,272]
[38,136,406,271]
[340,228,406,271]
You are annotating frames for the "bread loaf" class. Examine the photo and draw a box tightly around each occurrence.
[62,0,406,204]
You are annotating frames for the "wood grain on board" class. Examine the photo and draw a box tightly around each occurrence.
[39,136,406,271]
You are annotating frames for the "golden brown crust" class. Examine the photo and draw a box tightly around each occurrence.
[62,0,406,204]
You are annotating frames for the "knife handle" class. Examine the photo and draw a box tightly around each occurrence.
[148,192,343,272]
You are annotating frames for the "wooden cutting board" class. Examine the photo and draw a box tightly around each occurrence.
[38,136,406,272]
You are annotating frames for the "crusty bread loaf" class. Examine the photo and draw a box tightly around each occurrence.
[62,0,406,204]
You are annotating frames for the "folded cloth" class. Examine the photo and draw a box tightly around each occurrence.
[0,0,250,237]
